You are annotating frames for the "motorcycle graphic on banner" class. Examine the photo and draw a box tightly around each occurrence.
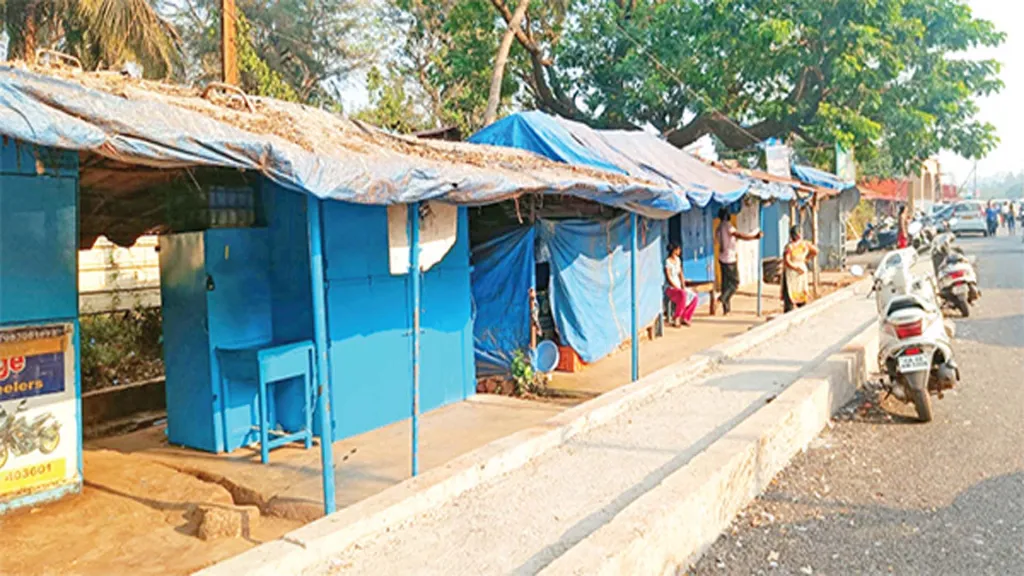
[0,324,78,501]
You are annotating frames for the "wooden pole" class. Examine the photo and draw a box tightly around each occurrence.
[221,0,239,85]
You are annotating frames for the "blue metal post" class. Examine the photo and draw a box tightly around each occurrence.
[757,201,764,317]
[306,196,336,515]
[409,202,421,476]
[630,212,639,382]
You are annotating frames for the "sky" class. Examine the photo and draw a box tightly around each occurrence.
[937,0,1023,186]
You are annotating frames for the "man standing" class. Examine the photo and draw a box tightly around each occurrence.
[716,207,764,315]
[985,202,1000,237]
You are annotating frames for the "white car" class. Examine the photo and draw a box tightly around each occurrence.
[948,201,989,236]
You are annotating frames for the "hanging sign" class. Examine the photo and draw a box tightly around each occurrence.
[0,324,79,501]
[387,201,459,275]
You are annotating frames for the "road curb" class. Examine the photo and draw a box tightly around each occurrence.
[195,278,870,576]
[539,321,879,576]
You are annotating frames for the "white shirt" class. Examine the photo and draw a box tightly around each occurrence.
[665,256,683,289]
[718,222,738,264]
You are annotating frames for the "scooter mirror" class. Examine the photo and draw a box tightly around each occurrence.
[849,265,866,277]
[907,221,923,236]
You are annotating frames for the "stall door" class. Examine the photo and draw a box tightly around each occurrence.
[679,207,714,282]
[736,202,760,286]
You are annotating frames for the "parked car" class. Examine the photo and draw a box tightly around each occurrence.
[948,201,989,236]
[930,203,954,221]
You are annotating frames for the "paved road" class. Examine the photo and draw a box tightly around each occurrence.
[692,233,1024,576]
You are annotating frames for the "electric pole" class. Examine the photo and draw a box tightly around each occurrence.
[221,0,239,85]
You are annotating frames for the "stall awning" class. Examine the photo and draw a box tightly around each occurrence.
[792,164,855,191]
[470,111,751,209]
[0,65,691,246]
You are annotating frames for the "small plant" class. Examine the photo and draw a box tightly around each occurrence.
[510,349,547,397]
[80,305,164,393]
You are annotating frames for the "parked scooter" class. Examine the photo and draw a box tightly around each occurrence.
[851,246,959,422]
[856,219,899,254]
[931,226,981,317]
[911,213,938,251]
[0,399,61,470]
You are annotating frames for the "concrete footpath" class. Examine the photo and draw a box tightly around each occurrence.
[201,276,879,576]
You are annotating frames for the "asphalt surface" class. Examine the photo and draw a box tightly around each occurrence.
[691,233,1024,576]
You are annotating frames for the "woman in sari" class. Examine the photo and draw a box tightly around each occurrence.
[665,243,698,327]
[782,226,819,313]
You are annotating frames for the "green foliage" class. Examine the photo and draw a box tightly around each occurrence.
[388,0,526,135]
[551,0,1004,168]
[354,65,429,133]
[167,0,372,106]
[235,14,299,102]
[848,199,877,240]
[80,307,164,393]
[1,0,182,78]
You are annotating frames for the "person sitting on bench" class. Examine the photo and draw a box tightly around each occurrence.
[665,243,698,327]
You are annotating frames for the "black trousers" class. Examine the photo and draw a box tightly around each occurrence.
[719,261,739,312]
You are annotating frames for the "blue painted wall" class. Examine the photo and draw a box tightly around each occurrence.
[0,142,78,323]
[320,202,474,440]
[760,201,791,259]
[0,138,82,512]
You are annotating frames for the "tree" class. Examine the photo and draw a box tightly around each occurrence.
[484,0,530,126]
[168,0,372,106]
[354,65,430,133]
[1,0,181,78]
[387,0,530,135]
[481,0,1003,171]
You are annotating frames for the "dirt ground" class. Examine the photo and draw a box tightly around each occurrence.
[1,450,301,576]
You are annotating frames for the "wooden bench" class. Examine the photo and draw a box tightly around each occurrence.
[686,280,718,315]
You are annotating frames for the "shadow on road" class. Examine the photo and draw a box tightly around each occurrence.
[743,472,1024,575]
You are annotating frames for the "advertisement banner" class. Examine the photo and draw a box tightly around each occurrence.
[0,324,79,501]
[835,143,856,183]
[765,144,792,178]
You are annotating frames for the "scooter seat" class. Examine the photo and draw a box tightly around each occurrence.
[887,296,926,314]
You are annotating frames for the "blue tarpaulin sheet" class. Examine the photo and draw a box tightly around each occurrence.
[792,164,854,191]
[0,67,688,218]
[472,111,756,210]
[745,178,796,202]
[471,227,536,376]
[538,214,663,364]
[600,130,748,208]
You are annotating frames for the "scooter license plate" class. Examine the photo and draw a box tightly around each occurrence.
[898,354,930,373]
[953,284,969,296]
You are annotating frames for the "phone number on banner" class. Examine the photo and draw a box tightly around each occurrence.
[0,458,67,496]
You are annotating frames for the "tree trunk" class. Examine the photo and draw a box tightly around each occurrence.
[23,1,39,62]
[484,0,530,126]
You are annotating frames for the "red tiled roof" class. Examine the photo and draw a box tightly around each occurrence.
[859,178,910,201]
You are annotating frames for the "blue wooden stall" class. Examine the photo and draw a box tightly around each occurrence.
[0,139,83,514]
[319,200,474,440]
[158,179,476,454]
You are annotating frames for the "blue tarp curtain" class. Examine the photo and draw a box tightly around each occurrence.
[0,67,688,219]
[538,214,663,364]
[471,215,664,372]
[471,227,536,376]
